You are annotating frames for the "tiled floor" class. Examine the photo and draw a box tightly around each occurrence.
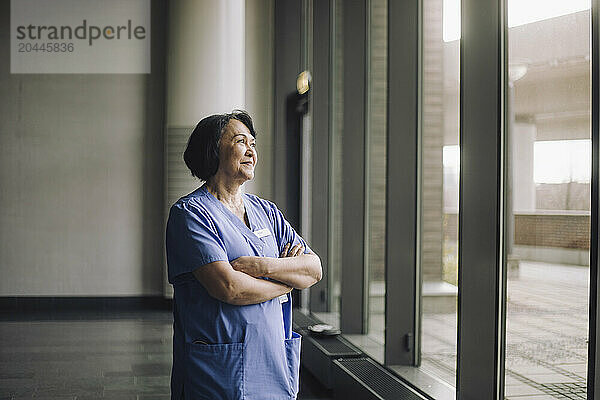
[0,311,332,400]
[315,262,590,399]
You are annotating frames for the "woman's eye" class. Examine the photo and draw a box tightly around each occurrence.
[237,139,244,143]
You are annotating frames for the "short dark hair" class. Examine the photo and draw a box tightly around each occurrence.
[183,110,256,181]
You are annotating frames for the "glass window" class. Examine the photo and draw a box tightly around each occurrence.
[364,0,388,363]
[314,0,344,330]
[504,1,591,398]
[419,0,460,386]
[326,0,388,363]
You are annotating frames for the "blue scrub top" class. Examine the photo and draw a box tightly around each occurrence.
[166,184,312,400]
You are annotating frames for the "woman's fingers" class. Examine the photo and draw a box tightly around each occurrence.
[280,243,291,257]
[290,244,304,257]
[280,243,304,257]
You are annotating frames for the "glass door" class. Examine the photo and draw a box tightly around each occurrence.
[504,1,592,398]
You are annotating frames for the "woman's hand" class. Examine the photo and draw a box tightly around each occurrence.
[280,243,305,258]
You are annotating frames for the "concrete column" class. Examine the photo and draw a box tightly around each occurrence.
[164,0,246,296]
[512,122,536,212]
[166,0,245,127]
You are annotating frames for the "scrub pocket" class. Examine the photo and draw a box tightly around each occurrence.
[285,331,302,397]
[186,341,245,400]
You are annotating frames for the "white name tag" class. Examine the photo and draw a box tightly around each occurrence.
[253,228,271,239]
[278,294,289,304]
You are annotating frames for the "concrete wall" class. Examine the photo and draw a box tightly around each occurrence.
[0,0,167,296]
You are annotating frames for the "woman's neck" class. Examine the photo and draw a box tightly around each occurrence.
[205,177,244,209]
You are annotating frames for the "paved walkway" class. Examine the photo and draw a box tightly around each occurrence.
[421,261,589,399]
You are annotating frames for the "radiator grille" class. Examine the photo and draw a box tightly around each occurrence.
[312,336,362,356]
[335,358,427,400]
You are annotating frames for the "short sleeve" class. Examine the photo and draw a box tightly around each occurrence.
[166,201,229,283]
[269,202,313,256]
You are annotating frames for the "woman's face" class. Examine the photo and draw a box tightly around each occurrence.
[216,119,257,183]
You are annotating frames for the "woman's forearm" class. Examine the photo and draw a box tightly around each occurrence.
[227,270,292,305]
[261,253,322,289]
[192,261,292,306]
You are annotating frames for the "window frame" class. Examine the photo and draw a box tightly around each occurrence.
[456,0,508,397]
[385,0,421,366]
[303,0,600,398]
[339,0,369,335]
[588,0,600,395]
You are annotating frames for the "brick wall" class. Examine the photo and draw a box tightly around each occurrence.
[367,0,388,283]
[420,0,445,282]
[443,213,459,242]
[442,212,590,250]
[514,213,590,250]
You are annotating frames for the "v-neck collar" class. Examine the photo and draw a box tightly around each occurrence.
[199,185,264,250]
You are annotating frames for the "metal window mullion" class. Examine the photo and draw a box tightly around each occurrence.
[384,0,420,366]
[300,0,314,312]
[328,0,337,313]
[364,0,372,339]
[340,0,368,334]
[588,0,600,396]
[456,0,507,398]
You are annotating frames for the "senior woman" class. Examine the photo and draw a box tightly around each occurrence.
[166,110,322,400]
